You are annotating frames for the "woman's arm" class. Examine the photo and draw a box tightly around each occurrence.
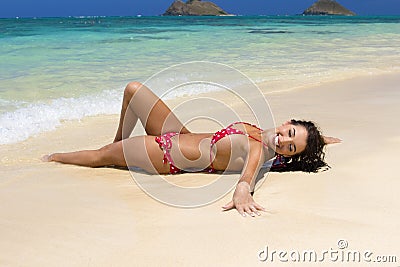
[222,141,267,217]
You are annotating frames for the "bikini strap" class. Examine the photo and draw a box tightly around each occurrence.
[226,121,263,131]
[245,133,269,148]
[227,122,268,148]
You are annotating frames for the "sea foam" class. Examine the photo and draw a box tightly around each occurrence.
[0,83,226,145]
[0,89,122,145]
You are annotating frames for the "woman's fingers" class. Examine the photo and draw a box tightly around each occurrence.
[237,206,246,217]
[223,198,265,218]
[323,136,342,144]
[249,205,261,216]
[237,204,261,217]
[243,202,265,217]
[245,206,255,217]
[222,200,234,211]
[253,202,266,212]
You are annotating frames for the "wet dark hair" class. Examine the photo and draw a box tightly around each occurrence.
[270,119,329,173]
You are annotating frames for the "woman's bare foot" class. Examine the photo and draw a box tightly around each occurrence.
[41,154,53,162]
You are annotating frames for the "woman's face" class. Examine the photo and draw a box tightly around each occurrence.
[271,121,308,157]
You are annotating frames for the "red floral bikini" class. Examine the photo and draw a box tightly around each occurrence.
[155,122,285,174]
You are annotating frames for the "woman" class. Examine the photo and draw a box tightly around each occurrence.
[43,81,339,217]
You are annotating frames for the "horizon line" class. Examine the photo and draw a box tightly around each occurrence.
[1,13,399,19]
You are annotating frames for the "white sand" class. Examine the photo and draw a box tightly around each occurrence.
[0,72,399,266]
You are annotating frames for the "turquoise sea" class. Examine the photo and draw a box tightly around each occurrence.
[1,16,399,144]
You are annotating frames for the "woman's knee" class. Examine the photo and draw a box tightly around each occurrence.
[124,81,144,98]
[97,143,126,166]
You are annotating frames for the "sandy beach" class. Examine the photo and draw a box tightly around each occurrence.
[1,72,399,266]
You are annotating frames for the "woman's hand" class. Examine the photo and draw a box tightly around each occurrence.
[323,136,342,144]
[222,181,265,217]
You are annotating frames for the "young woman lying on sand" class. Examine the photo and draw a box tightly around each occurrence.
[42,82,340,217]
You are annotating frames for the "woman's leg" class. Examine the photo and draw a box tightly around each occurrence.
[44,136,170,174]
[113,81,190,142]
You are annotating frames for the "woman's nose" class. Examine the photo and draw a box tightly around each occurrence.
[280,136,292,144]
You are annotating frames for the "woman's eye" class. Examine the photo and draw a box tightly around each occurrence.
[289,130,291,137]
[289,144,292,152]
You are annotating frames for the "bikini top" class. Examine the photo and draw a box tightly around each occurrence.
[208,122,269,172]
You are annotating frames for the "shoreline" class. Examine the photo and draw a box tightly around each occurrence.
[1,72,400,266]
[2,70,400,148]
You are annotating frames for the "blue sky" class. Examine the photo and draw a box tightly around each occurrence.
[1,0,399,18]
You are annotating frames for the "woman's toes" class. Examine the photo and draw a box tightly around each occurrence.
[41,154,52,162]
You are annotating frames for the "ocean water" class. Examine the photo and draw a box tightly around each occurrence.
[1,16,399,144]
